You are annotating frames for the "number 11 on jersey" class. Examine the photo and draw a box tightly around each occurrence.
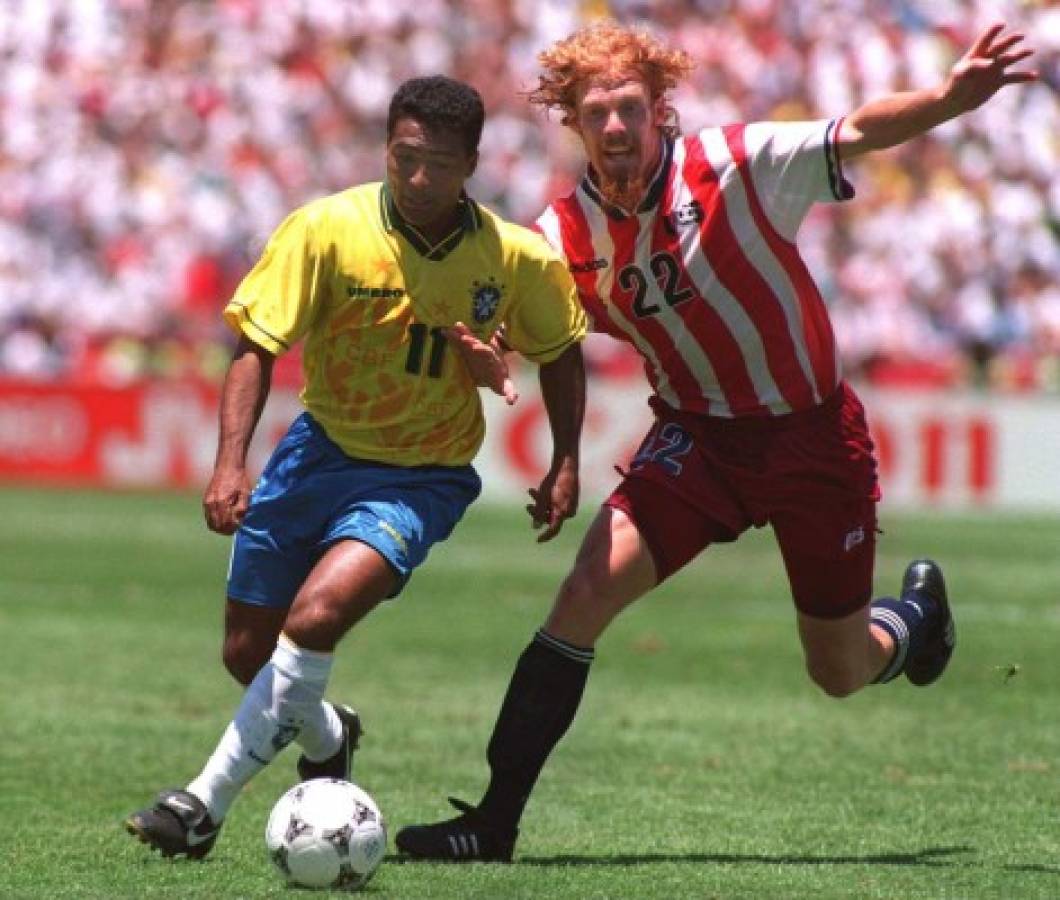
[405,323,447,377]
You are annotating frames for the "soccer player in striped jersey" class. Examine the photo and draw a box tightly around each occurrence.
[124,75,587,860]
[396,21,1036,861]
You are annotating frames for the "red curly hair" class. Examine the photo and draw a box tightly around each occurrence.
[527,20,695,135]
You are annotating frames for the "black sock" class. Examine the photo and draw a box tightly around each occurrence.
[870,592,938,683]
[477,629,594,830]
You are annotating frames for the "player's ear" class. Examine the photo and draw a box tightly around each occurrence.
[652,94,668,128]
[466,150,479,178]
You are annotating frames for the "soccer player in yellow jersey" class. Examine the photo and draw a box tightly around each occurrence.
[125,75,587,859]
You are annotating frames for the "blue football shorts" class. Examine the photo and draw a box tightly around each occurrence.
[227,412,481,608]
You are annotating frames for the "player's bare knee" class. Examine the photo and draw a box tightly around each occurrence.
[282,611,342,653]
[545,562,626,644]
[222,634,271,686]
[557,560,619,614]
[283,592,373,652]
[805,659,863,699]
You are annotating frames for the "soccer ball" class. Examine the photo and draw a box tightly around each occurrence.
[266,778,387,890]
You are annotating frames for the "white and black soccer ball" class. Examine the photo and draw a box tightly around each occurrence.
[266,778,387,890]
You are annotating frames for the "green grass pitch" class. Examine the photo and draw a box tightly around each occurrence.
[0,485,1057,898]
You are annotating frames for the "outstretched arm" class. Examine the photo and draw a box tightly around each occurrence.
[203,336,275,534]
[527,343,586,543]
[840,23,1037,159]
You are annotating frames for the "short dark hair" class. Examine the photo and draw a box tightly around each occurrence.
[386,76,484,156]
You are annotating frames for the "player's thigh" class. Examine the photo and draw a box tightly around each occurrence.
[544,464,737,645]
[613,416,745,583]
[221,419,319,662]
[286,465,481,651]
[602,464,741,589]
[226,414,344,609]
[769,381,880,617]
[320,463,480,599]
[773,491,878,695]
[283,539,398,652]
[772,495,876,618]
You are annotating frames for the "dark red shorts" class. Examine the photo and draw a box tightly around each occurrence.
[605,383,880,619]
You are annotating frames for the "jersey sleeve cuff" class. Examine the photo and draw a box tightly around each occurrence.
[517,330,586,364]
[826,118,856,201]
[223,301,290,355]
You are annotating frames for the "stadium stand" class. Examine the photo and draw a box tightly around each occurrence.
[0,0,1057,389]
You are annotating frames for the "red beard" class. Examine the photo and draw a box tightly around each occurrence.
[598,171,646,213]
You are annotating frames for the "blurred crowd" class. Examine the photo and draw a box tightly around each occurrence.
[0,0,1058,390]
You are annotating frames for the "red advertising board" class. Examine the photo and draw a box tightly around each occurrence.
[0,379,296,488]
[0,378,1056,509]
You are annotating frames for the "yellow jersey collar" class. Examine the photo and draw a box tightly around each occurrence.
[379,182,482,261]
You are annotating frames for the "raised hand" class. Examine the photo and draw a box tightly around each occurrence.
[945,23,1037,113]
[444,321,519,406]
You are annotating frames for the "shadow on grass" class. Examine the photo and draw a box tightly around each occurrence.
[1003,863,1060,876]
[514,845,974,868]
[391,845,974,869]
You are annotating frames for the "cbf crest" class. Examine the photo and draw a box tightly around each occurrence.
[469,276,504,324]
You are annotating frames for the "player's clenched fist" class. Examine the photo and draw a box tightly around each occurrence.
[203,466,250,534]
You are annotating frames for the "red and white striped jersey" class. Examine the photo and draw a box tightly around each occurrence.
[535,119,853,418]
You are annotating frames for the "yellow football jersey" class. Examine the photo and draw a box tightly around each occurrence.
[224,182,586,466]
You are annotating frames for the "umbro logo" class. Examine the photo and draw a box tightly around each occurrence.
[569,257,608,274]
[378,520,408,553]
[844,526,866,552]
[348,284,405,299]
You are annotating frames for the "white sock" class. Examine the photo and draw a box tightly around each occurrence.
[295,695,344,763]
[187,635,334,821]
